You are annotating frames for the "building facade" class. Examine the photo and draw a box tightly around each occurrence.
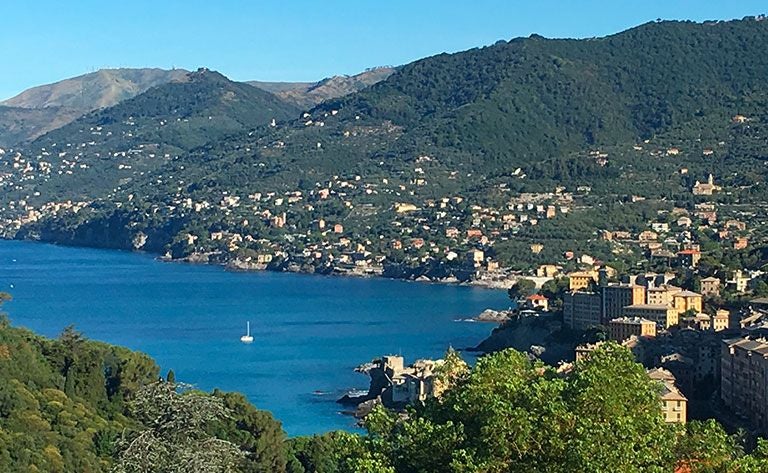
[648,368,688,424]
[568,271,598,291]
[602,284,646,324]
[623,304,679,328]
[646,285,683,306]
[608,317,657,342]
[564,291,602,330]
[721,338,768,433]
[673,291,703,314]
[700,277,721,297]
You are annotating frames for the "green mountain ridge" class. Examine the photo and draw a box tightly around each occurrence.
[0,67,395,147]
[3,18,768,273]
[14,68,301,202]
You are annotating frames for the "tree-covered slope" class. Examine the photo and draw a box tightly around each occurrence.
[15,69,301,201]
[0,295,295,472]
[118,17,768,201]
[296,18,768,173]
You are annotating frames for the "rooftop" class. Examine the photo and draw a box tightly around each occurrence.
[625,304,673,310]
[609,316,655,325]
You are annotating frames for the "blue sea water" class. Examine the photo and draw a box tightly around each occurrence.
[0,240,510,435]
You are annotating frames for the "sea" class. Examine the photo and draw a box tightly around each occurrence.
[0,239,510,435]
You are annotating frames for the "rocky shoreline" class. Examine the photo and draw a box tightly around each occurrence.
[5,233,517,291]
[473,308,517,323]
[160,250,512,290]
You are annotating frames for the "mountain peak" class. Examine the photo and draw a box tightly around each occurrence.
[248,66,396,108]
[1,68,190,111]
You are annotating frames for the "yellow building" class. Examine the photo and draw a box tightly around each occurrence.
[623,304,679,328]
[602,284,646,324]
[713,310,730,332]
[536,264,560,278]
[608,317,657,342]
[646,285,683,306]
[673,290,703,313]
[568,270,598,291]
[648,368,687,424]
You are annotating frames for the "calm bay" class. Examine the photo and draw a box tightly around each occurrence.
[0,240,509,435]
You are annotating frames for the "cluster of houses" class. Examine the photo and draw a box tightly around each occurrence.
[556,262,768,434]
[0,136,583,280]
[562,270,721,333]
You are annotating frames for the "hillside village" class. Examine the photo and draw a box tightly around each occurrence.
[0,116,766,292]
[4,102,768,439]
[0,18,767,442]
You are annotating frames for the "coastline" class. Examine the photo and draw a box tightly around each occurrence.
[0,237,509,436]
[2,236,511,291]
[202,256,512,290]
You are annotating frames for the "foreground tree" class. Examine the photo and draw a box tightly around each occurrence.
[112,382,244,473]
[350,344,680,472]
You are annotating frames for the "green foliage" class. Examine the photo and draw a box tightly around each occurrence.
[290,344,768,472]
[112,382,245,473]
[0,303,158,471]
[507,278,536,300]
[0,298,292,472]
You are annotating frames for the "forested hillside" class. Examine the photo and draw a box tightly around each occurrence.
[274,18,768,175]
[0,294,294,472]
[3,18,768,277]
[12,69,300,201]
[91,18,768,201]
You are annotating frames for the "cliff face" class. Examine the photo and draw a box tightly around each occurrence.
[471,316,575,365]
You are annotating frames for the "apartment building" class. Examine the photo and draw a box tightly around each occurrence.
[721,338,768,433]
[602,284,646,324]
[623,304,679,328]
[563,291,602,330]
[608,316,657,342]
[648,368,688,424]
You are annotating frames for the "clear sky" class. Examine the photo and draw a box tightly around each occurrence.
[1,0,766,100]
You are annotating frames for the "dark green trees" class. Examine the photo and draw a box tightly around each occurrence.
[296,343,768,472]
[507,279,537,301]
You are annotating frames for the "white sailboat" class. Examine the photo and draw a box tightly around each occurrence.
[240,321,254,344]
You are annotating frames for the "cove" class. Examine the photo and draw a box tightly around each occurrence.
[0,239,510,435]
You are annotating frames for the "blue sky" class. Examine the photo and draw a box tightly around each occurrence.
[1,0,766,100]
